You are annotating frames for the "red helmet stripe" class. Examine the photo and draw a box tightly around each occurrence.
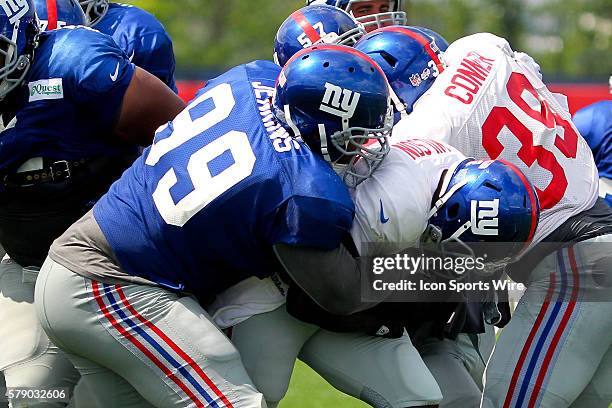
[380,26,445,74]
[45,0,58,30]
[283,44,388,81]
[291,10,321,44]
[499,159,538,249]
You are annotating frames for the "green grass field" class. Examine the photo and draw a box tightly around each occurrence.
[280,360,368,408]
[279,361,612,408]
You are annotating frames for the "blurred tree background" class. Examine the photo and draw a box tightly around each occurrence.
[124,0,610,81]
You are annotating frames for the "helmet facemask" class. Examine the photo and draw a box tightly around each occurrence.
[346,0,406,31]
[0,20,33,101]
[317,24,366,48]
[327,105,393,187]
[355,10,406,31]
[79,0,108,26]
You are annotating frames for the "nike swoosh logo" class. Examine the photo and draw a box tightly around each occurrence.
[128,50,135,62]
[109,62,120,82]
[380,199,389,224]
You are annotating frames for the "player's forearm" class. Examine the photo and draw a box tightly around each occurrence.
[273,243,374,316]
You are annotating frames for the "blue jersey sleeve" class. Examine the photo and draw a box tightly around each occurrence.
[271,195,354,249]
[574,101,612,179]
[267,148,355,250]
[95,4,177,93]
[64,28,135,129]
[127,32,177,93]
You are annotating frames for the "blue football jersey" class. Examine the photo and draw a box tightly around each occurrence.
[0,27,135,172]
[93,60,355,299]
[573,100,612,205]
[94,3,177,93]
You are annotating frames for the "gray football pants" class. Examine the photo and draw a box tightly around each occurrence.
[0,257,79,408]
[231,304,443,408]
[482,235,612,408]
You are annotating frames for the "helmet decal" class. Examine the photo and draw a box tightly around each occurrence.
[275,4,366,67]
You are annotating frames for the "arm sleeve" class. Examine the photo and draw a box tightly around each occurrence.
[71,30,135,129]
[128,32,178,93]
[270,195,354,250]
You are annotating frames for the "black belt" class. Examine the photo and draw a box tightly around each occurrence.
[3,158,89,187]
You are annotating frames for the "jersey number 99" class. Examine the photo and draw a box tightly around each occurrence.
[146,84,257,227]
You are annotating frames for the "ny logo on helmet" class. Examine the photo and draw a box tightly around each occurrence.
[0,0,29,24]
[320,82,361,119]
[470,199,499,236]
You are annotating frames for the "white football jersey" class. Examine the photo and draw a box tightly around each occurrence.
[209,140,465,327]
[351,138,466,255]
[393,33,599,248]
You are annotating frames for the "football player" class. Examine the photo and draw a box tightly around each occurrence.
[307,0,406,32]
[210,28,538,408]
[79,0,178,92]
[361,28,612,408]
[34,46,396,407]
[353,28,501,408]
[0,1,184,406]
[573,99,612,206]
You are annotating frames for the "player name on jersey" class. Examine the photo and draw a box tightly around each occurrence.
[393,138,453,160]
[444,51,495,105]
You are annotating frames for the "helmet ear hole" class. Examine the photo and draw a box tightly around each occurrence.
[323,61,330,67]
[348,66,354,73]
[447,202,460,220]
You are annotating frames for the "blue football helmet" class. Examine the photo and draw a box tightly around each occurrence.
[273,44,393,186]
[414,26,449,52]
[0,0,39,100]
[424,159,540,268]
[34,0,87,30]
[274,4,366,67]
[306,0,406,31]
[355,26,446,115]
[78,0,107,26]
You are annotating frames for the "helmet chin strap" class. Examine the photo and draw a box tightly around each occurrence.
[428,179,468,219]
[283,104,301,138]
[428,159,471,219]
[318,124,332,162]
[388,84,407,119]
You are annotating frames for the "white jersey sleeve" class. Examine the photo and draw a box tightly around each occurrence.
[393,33,599,248]
[351,139,466,256]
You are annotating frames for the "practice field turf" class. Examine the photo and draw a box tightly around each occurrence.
[280,360,368,408]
